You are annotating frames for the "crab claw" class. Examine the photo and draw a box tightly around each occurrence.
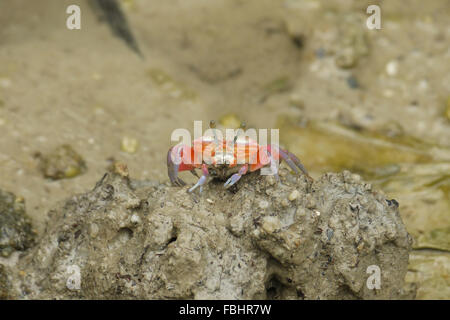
[224,174,240,189]
[280,148,313,181]
[282,150,312,180]
[167,146,186,186]
[224,164,248,189]
[188,164,209,193]
[266,145,313,181]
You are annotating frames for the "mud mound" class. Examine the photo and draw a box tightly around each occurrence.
[12,166,412,299]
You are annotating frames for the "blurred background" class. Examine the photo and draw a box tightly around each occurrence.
[0,0,449,299]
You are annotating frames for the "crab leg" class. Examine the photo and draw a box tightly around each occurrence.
[278,147,313,180]
[190,169,199,178]
[188,164,209,193]
[224,164,248,189]
[167,145,187,186]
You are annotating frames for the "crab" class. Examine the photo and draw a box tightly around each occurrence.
[167,121,311,193]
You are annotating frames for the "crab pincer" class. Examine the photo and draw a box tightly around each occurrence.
[224,164,248,189]
[167,145,189,186]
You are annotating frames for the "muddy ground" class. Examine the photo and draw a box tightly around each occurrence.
[0,0,449,299]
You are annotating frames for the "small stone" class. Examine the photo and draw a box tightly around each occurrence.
[36,144,87,180]
[335,48,358,69]
[130,214,141,224]
[0,78,11,88]
[265,175,276,186]
[306,195,316,209]
[261,216,281,234]
[108,161,129,178]
[350,174,361,183]
[229,215,244,236]
[281,199,290,208]
[417,79,428,91]
[288,190,300,201]
[182,200,193,209]
[386,60,398,76]
[89,223,99,238]
[259,200,269,209]
[219,113,241,129]
[121,136,139,154]
[206,198,214,204]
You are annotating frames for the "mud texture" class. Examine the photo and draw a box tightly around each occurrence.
[0,265,11,299]
[9,165,413,300]
[0,189,36,258]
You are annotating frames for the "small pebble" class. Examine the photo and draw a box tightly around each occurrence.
[265,175,276,186]
[181,200,193,209]
[261,216,281,234]
[417,79,428,91]
[121,136,139,154]
[350,173,361,183]
[0,78,11,88]
[130,214,141,224]
[206,198,214,204]
[89,223,99,238]
[386,60,398,76]
[259,200,269,209]
[219,113,241,129]
[288,190,299,201]
[306,196,316,209]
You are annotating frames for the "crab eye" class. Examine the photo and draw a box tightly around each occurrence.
[210,120,216,129]
[240,121,246,130]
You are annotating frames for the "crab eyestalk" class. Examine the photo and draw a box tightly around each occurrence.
[233,121,246,143]
[209,120,220,147]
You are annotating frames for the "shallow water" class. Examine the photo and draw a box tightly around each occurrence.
[0,0,449,299]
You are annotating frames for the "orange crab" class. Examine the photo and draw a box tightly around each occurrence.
[167,121,311,193]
